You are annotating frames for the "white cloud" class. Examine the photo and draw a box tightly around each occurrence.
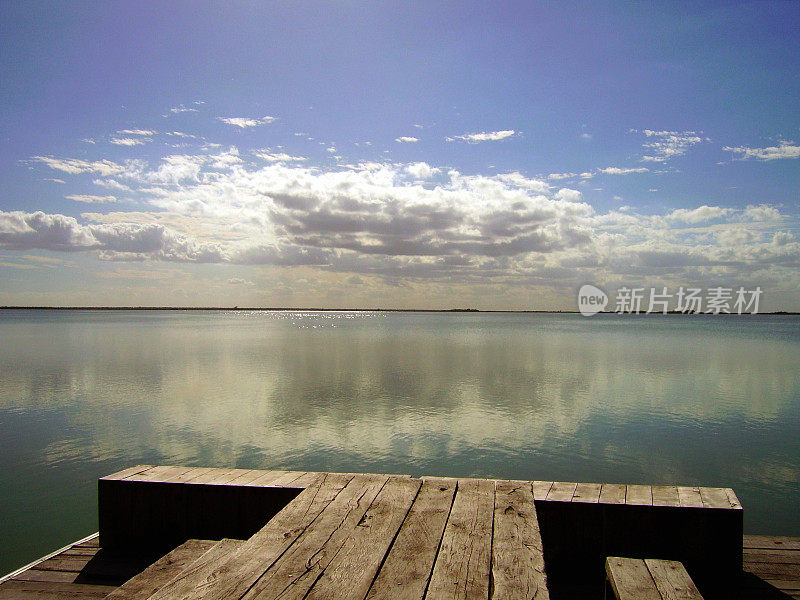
[16,148,800,290]
[395,136,419,143]
[65,194,118,204]
[218,116,276,128]
[111,137,151,146]
[597,167,649,175]
[638,129,703,162]
[227,277,255,286]
[0,210,225,262]
[32,156,143,177]
[723,140,800,161]
[666,205,731,224]
[254,151,308,163]
[405,162,439,179]
[168,105,199,114]
[117,129,156,136]
[743,204,781,221]
[554,188,582,203]
[446,130,516,143]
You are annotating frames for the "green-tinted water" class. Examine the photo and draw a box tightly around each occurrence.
[1,310,799,574]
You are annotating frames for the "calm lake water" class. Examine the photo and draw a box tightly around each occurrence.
[1,309,799,574]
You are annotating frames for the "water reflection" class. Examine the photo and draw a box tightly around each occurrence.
[1,310,799,573]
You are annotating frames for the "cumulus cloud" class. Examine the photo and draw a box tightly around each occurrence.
[723,140,800,161]
[65,194,117,204]
[0,210,226,262]
[405,162,439,179]
[395,136,419,143]
[743,204,781,221]
[446,130,516,143]
[218,116,276,128]
[14,147,800,291]
[666,205,732,224]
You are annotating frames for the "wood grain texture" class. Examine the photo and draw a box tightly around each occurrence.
[491,479,549,600]
[572,483,602,503]
[651,486,680,507]
[545,481,577,502]
[625,485,653,506]
[605,557,661,600]
[304,477,421,600]
[241,474,389,600]
[147,472,352,600]
[425,478,494,600]
[599,483,627,504]
[364,478,456,600]
[104,539,218,600]
[645,558,704,600]
[531,481,553,501]
[699,487,732,509]
[677,487,704,508]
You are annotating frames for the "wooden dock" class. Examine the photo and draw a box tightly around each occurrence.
[1,466,796,600]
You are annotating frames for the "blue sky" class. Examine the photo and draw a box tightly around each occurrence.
[1,1,799,309]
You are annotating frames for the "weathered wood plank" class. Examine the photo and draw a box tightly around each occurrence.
[125,465,192,482]
[545,481,577,502]
[10,570,80,584]
[73,537,100,549]
[103,538,218,600]
[0,580,116,600]
[226,470,268,486]
[572,482,602,503]
[645,558,704,600]
[241,474,389,600]
[743,561,800,579]
[625,485,653,506]
[261,470,311,487]
[725,488,742,509]
[651,486,680,507]
[699,487,732,509]
[677,487,704,508]
[425,478,495,600]
[33,556,94,573]
[286,471,325,488]
[491,479,549,600]
[239,470,294,487]
[182,468,238,484]
[100,465,153,481]
[60,547,100,557]
[0,579,114,600]
[743,548,800,564]
[364,478,456,600]
[304,477,421,600]
[599,483,626,504]
[605,557,660,600]
[744,535,800,551]
[146,472,353,600]
[531,481,553,500]
[163,467,214,483]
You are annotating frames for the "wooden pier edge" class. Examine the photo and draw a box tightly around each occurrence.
[96,465,744,597]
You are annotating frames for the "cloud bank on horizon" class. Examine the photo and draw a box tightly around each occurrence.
[1,2,798,309]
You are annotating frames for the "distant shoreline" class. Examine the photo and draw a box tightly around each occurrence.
[1,306,798,315]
